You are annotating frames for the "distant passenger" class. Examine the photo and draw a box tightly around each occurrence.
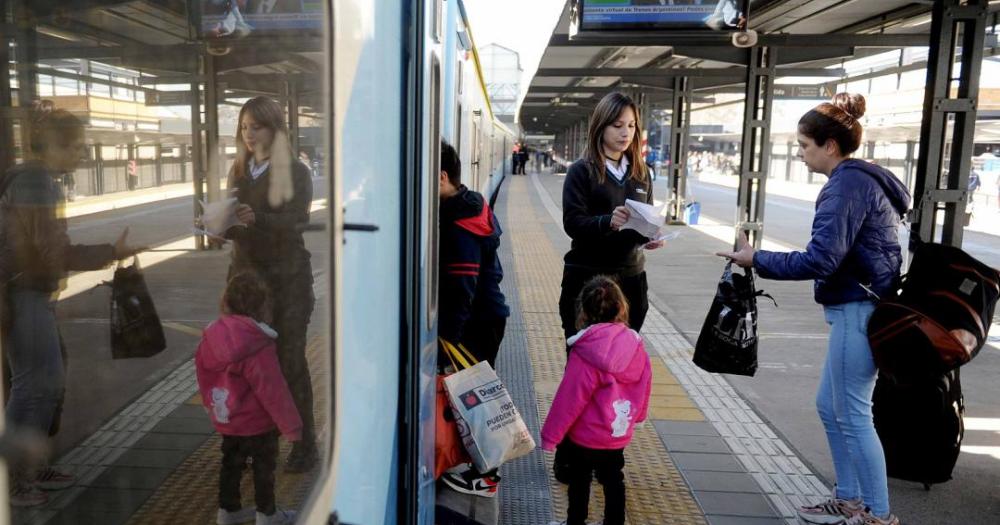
[436,140,511,498]
[555,91,665,485]
[0,100,142,507]
[196,272,300,525]
[541,276,652,525]
[718,93,906,525]
[225,96,318,473]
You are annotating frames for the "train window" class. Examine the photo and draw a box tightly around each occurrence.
[0,1,332,522]
[427,55,442,330]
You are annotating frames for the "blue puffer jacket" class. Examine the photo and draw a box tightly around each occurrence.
[753,159,911,305]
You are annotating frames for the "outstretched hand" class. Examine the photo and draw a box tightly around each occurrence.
[715,231,754,268]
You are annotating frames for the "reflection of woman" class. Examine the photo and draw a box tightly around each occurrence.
[1,102,139,507]
[719,94,906,525]
[225,96,317,472]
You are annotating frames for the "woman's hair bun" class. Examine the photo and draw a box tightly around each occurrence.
[832,92,866,120]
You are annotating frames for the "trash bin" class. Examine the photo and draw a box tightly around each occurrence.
[684,202,701,225]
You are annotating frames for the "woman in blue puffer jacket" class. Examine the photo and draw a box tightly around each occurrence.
[719,93,910,525]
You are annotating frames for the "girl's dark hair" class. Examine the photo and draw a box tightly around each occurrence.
[28,100,83,155]
[223,272,271,321]
[797,92,866,155]
[575,275,630,330]
[584,92,648,185]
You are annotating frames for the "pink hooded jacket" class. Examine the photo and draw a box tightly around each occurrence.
[541,323,652,451]
[195,315,303,441]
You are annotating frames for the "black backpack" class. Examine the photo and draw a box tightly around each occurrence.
[109,258,166,359]
[867,240,1000,384]
[873,369,965,489]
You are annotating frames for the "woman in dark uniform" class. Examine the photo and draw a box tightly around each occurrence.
[226,96,317,472]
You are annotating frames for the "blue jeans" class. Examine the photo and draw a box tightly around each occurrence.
[819,301,889,517]
[4,290,66,437]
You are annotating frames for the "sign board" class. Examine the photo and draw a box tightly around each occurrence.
[772,85,834,100]
[198,0,323,39]
[146,90,193,107]
[574,0,745,31]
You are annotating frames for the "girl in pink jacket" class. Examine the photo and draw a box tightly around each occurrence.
[196,273,301,525]
[542,276,652,525]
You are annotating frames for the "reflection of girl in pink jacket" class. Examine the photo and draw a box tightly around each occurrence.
[195,273,301,524]
[541,276,651,525]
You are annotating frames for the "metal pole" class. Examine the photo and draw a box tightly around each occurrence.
[735,46,776,249]
[13,1,36,154]
[0,0,14,176]
[204,54,221,205]
[785,142,793,181]
[911,0,988,247]
[287,79,300,156]
[668,76,692,222]
[190,57,205,250]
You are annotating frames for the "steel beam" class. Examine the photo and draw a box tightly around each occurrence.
[533,67,845,78]
[736,47,777,249]
[667,77,692,222]
[911,0,988,247]
[553,32,928,48]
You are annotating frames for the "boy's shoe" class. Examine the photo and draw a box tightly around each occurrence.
[797,495,863,524]
[844,508,900,525]
[34,466,76,491]
[217,507,256,525]
[440,469,499,498]
[255,508,297,525]
[10,484,48,507]
[284,443,318,474]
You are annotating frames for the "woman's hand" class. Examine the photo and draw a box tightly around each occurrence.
[610,206,629,231]
[112,227,146,260]
[715,231,755,268]
[643,239,665,250]
[236,204,256,225]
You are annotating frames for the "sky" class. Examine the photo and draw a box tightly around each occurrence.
[463,0,565,97]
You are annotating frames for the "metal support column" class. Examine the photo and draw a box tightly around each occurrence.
[204,54,222,204]
[190,62,206,250]
[154,143,163,187]
[668,76,692,222]
[736,46,776,249]
[904,140,916,191]
[0,0,15,176]
[911,0,988,247]
[287,79,300,155]
[13,1,36,154]
[784,142,793,181]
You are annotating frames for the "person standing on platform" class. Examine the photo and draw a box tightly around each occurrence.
[554,91,665,483]
[225,96,318,473]
[718,93,906,525]
[436,140,511,498]
[1,101,142,507]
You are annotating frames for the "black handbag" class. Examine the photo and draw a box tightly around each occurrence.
[109,257,166,359]
[694,262,774,377]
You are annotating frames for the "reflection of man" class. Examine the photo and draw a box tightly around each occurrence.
[706,0,741,29]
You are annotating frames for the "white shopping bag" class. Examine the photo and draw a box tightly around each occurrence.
[441,341,535,473]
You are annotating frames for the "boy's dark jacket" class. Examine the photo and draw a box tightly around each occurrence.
[439,186,509,343]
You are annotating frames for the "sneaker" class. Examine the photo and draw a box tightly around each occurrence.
[255,508,296,525]
[217,507,256,525]
[34,466,76,491]
[284,443,318,474]
[10,484,48,507]
[797,495,863,524]
[440,469,499,498]
[844,508,900,525]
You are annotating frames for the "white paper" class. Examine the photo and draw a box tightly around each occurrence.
[621,198,666,239]
[199,197,243,238]
[655,230,681,242]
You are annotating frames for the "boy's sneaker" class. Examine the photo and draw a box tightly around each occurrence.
[440,469,499,498]
[34,466,76,491]
[255,508,296,525]
[797,495,863,524]
[10,484,48,507]
[844,508,900,525]
[217,507,256,525]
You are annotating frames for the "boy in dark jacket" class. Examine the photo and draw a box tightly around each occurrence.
[437,141,510,498]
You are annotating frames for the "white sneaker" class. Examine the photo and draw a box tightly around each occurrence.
[217,507,256,525]
[256,508,296,525]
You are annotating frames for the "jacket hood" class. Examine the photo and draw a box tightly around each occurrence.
[199,315,278,372]
[442,185,497,237]
[836,159,911,218]
[567,323,646,382]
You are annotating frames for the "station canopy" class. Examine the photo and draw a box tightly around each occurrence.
[520,0,950,134]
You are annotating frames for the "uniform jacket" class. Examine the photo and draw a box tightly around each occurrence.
[439,186,510,343]
[541,322,652,451]
[753,159,911,305]
[195,314,303,440]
